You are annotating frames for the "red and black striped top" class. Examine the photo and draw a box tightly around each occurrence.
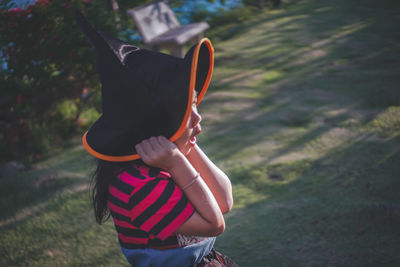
[108,162,195,250]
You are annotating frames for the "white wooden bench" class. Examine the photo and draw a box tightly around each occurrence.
[127,1,210,57]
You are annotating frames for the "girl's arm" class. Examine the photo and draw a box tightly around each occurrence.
[135,136,225,237]
[186,144,233,214]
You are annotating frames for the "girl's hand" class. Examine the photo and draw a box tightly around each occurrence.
[135,136,184,171]
[137,138,227,237]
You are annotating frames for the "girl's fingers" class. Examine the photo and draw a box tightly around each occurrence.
[136,136,182,170]
[136,139,154,161]
[157,136,175,149]
[156,136,167,148]
[136,136,177,166]
[141,139,154,154]
[151,136,163,152]
[135,143,147,159]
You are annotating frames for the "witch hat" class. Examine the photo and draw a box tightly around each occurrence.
[76,11,214,162]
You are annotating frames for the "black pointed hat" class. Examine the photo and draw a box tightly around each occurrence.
[76,12,213,162]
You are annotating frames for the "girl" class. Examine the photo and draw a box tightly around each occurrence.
[77,11,237,266]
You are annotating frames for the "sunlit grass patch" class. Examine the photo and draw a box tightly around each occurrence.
[2,0,400,266]
[0,190,126,266]
[365,106,400,138]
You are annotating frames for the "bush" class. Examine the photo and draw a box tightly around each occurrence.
[0,0,121,162]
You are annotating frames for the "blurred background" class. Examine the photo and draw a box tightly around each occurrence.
[0,0,248,163]
[1,0,400,266]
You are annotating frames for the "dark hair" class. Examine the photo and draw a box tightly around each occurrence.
[90,159,132,224]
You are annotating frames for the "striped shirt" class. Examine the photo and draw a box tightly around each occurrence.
[108,162,195,250]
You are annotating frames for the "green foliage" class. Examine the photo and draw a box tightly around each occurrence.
[0,0,120,162]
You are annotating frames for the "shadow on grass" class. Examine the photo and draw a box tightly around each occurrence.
[212,0,400,106]
[0,190,124,266]
[200,0,400,266]
[200,0,400,163]
[217,135,400,266]
[0,138,93,227]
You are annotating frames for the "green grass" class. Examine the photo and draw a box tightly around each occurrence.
[1,0,400,266]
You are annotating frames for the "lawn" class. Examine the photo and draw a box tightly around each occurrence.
[1,0,400,266]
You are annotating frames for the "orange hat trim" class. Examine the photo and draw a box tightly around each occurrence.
[82,38,214,162]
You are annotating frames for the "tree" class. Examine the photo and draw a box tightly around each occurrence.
[0,0,120,162]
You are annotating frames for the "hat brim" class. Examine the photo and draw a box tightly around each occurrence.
[82,38,214,162]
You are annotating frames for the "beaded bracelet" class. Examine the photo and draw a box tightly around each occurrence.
[182,172,200,190]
